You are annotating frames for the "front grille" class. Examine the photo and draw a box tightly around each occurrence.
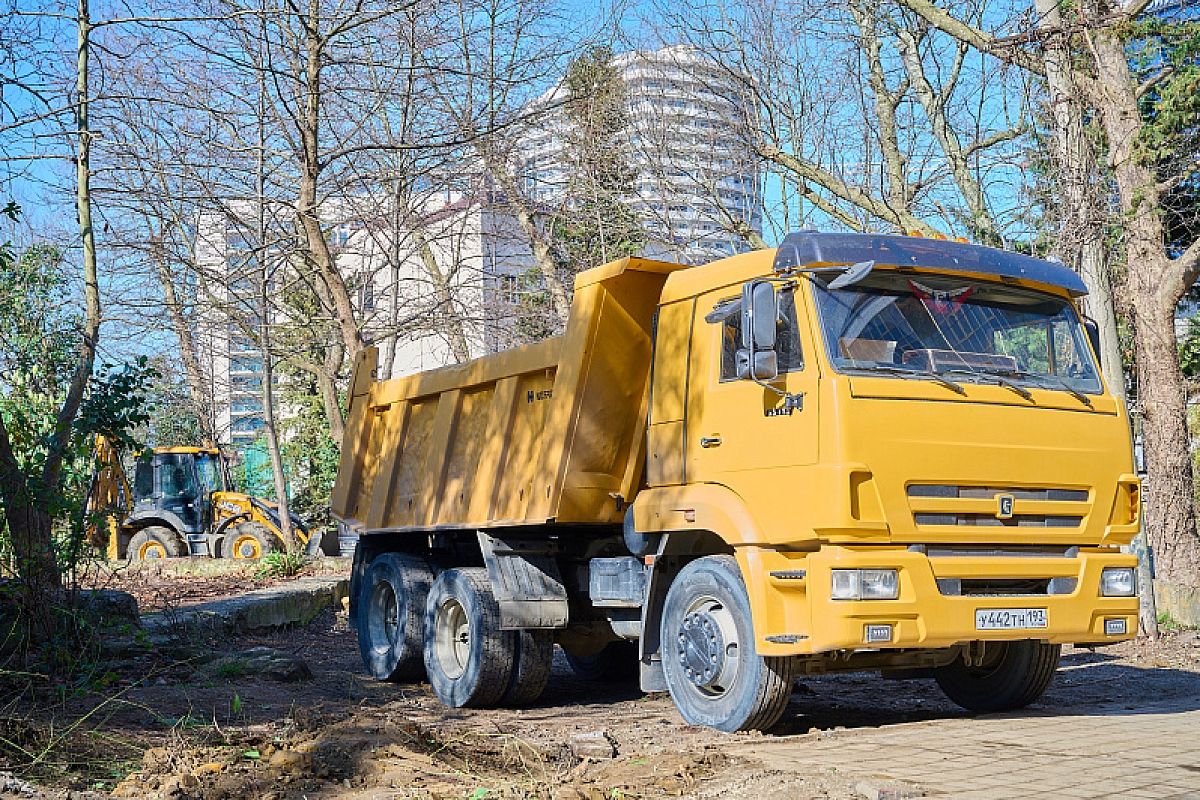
[908,485,1088,502]
[937,577,1077,597]
[907,483,1090,530]
[914,513,1082,528]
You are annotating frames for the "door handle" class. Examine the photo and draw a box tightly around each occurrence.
[700,435,722,448]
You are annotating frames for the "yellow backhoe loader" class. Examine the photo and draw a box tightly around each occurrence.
[84,435,326,560]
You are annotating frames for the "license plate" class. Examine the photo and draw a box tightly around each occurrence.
[975,608,1047,630]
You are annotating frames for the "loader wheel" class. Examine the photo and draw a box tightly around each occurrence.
[565,640,640,683]
[358,553,434,681]
[935,640,1061,713]
[660,555,797,732]
[424,568,515,708]
[222,523,277,560]
[501,630,553,707]
[127,527,185,561]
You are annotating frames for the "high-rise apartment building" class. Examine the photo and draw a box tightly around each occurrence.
[518,45,762,263]
[192,47,763,446]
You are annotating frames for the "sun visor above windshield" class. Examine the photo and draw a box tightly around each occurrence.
[772,231,1087,297]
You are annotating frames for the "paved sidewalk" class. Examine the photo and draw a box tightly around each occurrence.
[738,698,1200,798]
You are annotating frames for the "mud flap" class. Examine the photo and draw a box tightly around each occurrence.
[477,532,569,629]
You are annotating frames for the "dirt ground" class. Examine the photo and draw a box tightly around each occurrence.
[74,558,352,612]
[2,607,1198,800]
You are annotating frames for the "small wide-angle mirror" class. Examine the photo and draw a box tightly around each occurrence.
[1083,317,1101,358]
[736,348,779,381]
[741,280,777,351]
[828,259,875,290]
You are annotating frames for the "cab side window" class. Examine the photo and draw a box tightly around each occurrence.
[712,286,804,381]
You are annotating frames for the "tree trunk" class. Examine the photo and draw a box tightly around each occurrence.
[295,0,363,365]
[0,422,62,620]
[413,226,471,362]
[153,239,215,442]
[1134,296,1200,585]
[1034,0,1126,406]
[1088,17,1200,589]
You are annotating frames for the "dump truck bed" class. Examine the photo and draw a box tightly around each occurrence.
[331,256,686,534]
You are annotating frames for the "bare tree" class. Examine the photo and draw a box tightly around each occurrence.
[646,0,1032,250]
[896,0,1200,609]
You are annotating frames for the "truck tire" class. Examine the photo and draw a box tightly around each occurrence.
[358,553,434,682]
[424,567,515,708]
[935,640,1061,713]
[565,640,639,683]
[660,555,796,732]
[222,523,278,560]
[127,526,185,561]
[501,630,553,707]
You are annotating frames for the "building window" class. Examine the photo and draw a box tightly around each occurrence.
[230,356,263,374]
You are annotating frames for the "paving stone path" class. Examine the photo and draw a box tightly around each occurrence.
[738,697,1200,798]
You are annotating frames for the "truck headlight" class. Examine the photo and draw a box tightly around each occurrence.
[1100,567,1136,597]
[831,569,899,600]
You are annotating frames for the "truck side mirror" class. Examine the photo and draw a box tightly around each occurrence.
[1082,316,1101,359]
[738,280,779,381]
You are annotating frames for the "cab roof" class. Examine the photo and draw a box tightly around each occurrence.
[773,231,1088,297]
[151,446,220,456]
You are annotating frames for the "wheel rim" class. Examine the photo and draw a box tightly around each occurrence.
[231,534,262,559]
[675,595,741,698]
[138,540,167,560]
[367,581,399,655]
[433,597,471,680]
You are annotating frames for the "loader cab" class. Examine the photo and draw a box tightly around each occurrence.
[130,448,228,534]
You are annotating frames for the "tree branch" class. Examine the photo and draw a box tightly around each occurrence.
[891,0,1047,77]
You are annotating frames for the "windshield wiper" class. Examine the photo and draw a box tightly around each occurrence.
[939,369,1034,402]
[855,365,967,395]
[982,368,1093,408]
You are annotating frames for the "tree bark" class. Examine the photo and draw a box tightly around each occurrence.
[1086,13,1200,588]
[413,225,471,362]
[1033,0,1126,406]
[295,0,364,366]
[151,236,216,443]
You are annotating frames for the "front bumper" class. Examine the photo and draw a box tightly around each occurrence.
[742,545,1139,657]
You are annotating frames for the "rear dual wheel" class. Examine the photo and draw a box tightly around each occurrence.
[356,556,551,707]
[423,567,551,708]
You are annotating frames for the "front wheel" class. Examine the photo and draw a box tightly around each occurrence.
[935,640,1061,713]
[660,555,796,732]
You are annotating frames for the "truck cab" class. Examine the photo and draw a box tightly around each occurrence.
[335,231,1140,733]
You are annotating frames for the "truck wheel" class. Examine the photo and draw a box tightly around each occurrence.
[127,526,185,560]
[565,640,639,683]
[222,523,278,560]
[501,630,553,706]
[935,640,1061,713]
[660,555,796,732]
[424,568,515,708]
[358,553,434,681]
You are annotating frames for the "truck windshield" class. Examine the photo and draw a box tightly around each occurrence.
[194,453,223,494]
[811,271,1103,396]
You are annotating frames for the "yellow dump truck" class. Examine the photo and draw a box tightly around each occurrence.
[331,231,1141,732]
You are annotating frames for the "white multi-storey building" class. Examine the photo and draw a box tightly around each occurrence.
[193,192,539,446]
[518,45,762,263]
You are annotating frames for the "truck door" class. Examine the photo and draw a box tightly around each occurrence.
[687,282,819,492]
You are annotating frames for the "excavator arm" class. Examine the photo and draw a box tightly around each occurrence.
[83,434,132,558]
